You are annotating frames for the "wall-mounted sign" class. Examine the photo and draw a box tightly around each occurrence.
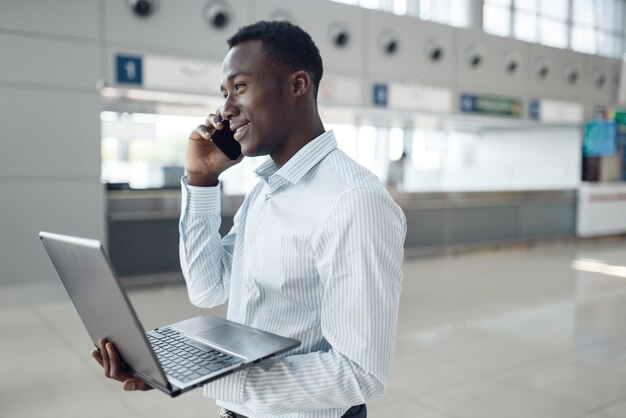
[529,99,540,120]
[389,83,452,113]
[372,83,389,107]
[528,99,584,123]
[115,53,223,93]
[116,55,143,85]
[460,93,522,117]
[144,55,221,93]
[319,75,361,106]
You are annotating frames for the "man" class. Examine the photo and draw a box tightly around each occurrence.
[93,21,406,418]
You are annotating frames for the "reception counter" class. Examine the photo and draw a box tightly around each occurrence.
[108,188,577,278]
[577,182,626,237]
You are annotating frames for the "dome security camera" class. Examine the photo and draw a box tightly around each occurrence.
[379,31,399,55]
[565,64,579,84]
[466,45,484,68]
[504,52,520,74]
[536,57,551,79]
[593,70,607,89]
[205,1,230,29]
[425,39,443,62]
[126,0,156,18]
[329,23,350,48]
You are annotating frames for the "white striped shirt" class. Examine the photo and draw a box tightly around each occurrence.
[179,130,406,417]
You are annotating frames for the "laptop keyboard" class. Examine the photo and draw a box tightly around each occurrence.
[147,328,239,383]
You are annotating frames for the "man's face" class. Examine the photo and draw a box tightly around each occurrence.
[219,40,293,159]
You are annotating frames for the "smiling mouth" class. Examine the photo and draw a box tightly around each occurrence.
[235,123,250,133]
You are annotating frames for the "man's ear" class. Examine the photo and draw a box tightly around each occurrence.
[291,70,311,98]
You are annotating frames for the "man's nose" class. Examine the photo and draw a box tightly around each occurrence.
[221,96,239,120]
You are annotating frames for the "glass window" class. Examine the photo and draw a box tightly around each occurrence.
[388,127,405,160]
[101,112,191,190]
[411,129,442,171]
[216,156,265,195]
[420,0,451,25]
[393,0,408,15]
[539,17,568,48]
[418,0,432,19]
[449,0,471,27]
[514,11,538,42]
[484,4,511,36]
[596,31,621,57]
[484,0,511,6]
[404,126,581,192]
[596,0,617,32]
[357,125,378,171]
[515,0,537,13]
[572,26,597,54]
[539,0,568,19]
[328,123,358,161]
[617,0,626,33]
[101,112,267,194]
[573,0,595,25]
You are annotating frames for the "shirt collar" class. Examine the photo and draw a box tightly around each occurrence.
[254,130,337,187]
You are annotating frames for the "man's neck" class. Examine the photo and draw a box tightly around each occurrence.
[271,114,325,168]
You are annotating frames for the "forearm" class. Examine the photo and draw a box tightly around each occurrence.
[179,177,233,307]
[179,213,230,307]
[205,349,384,414]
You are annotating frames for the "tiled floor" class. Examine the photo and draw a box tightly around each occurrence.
[2,237,626,417]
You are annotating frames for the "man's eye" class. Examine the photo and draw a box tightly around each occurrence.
[235,83,246,90]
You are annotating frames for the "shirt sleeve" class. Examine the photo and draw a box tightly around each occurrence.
[179,176,236,308]
[203,185,407,414]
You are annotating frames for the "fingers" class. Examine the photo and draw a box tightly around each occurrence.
[106,341,127,381]
[98,338,111,378]
[189,124,212,142]
[206,112,223,130]
[91,349,103,367]
[97,339,127,381]
[94,339,153,392]
[189,112,224,141]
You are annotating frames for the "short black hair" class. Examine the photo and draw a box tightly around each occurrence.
[227,21,324,99]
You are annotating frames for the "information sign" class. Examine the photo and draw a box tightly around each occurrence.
[460,93,522,117]
[116,55,143,86]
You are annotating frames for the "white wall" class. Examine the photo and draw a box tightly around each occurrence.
[0,0,105,299]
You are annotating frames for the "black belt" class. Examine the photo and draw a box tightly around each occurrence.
[218,404,366,417]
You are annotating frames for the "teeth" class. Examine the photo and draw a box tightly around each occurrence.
[236,123,250,133]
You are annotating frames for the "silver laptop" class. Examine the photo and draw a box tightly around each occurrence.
[39,231,300,397]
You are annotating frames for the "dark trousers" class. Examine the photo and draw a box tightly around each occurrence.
[342,404,367,417]
[220,404,366,418]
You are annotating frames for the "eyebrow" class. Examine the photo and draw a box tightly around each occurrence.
[220,72,251,91]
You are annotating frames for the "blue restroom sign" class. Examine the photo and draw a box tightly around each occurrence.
[373,83,388,107]
[116,54,143,85]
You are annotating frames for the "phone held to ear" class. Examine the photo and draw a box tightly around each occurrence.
[211,120,242,161]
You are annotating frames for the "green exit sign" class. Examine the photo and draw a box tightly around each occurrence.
[460,93,522,117]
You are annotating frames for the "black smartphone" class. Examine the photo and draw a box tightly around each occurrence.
[211,120,241,160]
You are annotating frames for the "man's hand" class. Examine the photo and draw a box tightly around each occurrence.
[186,112,242,187]
[91,338,153,392]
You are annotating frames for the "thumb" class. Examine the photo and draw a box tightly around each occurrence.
[123,378,152,392]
